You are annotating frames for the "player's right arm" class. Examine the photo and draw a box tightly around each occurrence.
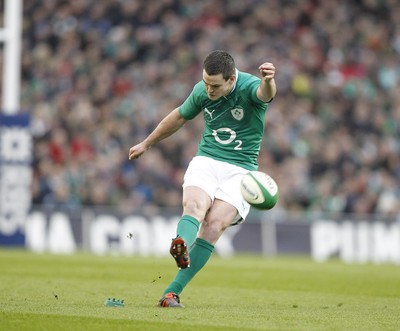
[128,108,187,160]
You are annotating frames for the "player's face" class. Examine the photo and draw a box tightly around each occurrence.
[202,70,235,101]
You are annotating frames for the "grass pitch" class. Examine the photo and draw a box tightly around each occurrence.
[0,249,399,331]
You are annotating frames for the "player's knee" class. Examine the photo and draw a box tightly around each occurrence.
[198,217,227,243]
[206,213,229,231]
[182,199,207,220]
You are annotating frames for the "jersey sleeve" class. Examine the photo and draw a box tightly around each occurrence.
[178,82,204,120]
[245,76,267,105]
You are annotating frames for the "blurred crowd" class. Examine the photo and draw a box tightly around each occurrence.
[20,0,400,217]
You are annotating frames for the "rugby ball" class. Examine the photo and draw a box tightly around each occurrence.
[240,171,279,210]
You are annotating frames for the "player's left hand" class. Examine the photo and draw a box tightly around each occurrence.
[258,63,275,81]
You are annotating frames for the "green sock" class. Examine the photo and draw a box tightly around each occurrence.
[163,238,214,296]
[176,215,200,248]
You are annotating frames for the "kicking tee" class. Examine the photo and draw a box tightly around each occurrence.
[179,70,270,170]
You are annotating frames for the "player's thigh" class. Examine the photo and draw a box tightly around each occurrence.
[182,186,212,221]
[200,199,238,233]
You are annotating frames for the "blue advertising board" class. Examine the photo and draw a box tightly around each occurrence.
[0,113,32,246]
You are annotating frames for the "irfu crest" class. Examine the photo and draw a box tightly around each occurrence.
[231,107,244,121]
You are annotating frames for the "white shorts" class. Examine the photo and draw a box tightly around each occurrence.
[182,156,251,225]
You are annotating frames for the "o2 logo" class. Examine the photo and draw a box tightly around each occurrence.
[212,127,242,150]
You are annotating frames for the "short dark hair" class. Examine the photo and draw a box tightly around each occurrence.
[203,50,235,81]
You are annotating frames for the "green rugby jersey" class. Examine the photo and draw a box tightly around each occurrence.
[179,70,271,170]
